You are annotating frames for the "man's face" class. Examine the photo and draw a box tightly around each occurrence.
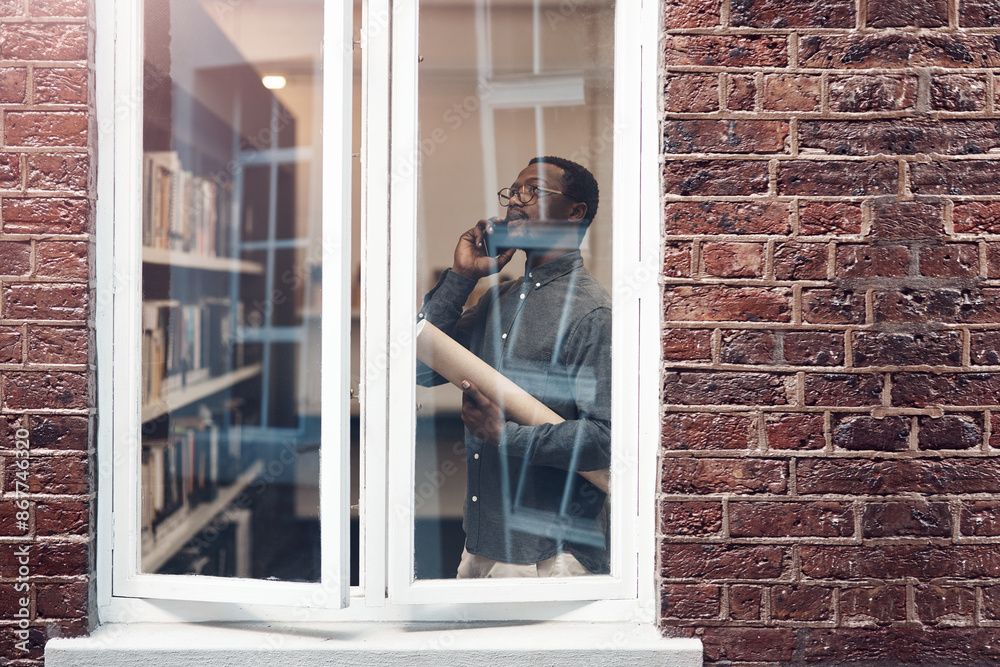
[501,162,586,251]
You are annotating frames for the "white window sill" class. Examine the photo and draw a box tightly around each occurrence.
[46,621,702,666]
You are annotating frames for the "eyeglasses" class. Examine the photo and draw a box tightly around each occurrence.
[497,184,567,207]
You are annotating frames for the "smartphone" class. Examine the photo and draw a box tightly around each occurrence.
[483,223,511,258]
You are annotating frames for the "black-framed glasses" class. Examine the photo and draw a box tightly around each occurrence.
[497,184,567,207]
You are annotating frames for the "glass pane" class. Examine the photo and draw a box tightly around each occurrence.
[414,0,615,580]
[139,0,330,581]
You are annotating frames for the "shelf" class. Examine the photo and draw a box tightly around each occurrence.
[141,459,266,573]
[143,246,264,275]
[141,363,262,423]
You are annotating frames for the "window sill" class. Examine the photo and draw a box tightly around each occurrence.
[46,621,702,666]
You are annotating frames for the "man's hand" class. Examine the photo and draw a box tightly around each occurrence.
[460,380,506,446]
[452,218,517,281]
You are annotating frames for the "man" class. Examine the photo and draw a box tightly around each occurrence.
[416,156,611,578]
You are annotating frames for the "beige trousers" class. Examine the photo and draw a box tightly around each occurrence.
[455,547,592,578]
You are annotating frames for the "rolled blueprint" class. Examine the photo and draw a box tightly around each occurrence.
[416,319,610,493]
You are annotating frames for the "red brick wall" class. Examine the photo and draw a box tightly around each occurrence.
[0,0,91,663]
[661,0,1000,663]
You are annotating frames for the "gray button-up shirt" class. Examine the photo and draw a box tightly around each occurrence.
[417,250,612,574]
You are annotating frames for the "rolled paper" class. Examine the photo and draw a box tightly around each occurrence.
[416,319,610,493]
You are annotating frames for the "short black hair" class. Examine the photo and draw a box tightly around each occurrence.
[528,156,599,226]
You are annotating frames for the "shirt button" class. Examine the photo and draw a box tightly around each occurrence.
[519,293,525,300]
[501,333,507,339]
[472,495,478,502]
[528,272,533,278]
[535,282,541,288]
[474,453,480,459]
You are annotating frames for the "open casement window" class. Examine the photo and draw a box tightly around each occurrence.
[98,0,659,619]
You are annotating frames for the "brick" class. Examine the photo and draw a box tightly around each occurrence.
[783,332,843,366]
[834,415,909,451]
[800,34,1000,69]
[919,414,981,450]
[27,154,89,193]
[931,75,986,112]
[730,0,854,27]
[661,584,720,619]
[663,371,789,405]
[33,67,88,105]
[0,153,20,189]
[701,628,796,662]
[990,245,1000,279]
[892,372,1000,406]
[800,544,998,579]
[912,160,1000,196]
[871,200,943,240]
[729,585,761,620]
[802,120,1000,156]
[35,499,87,536]
[836,245,909,278]
[771,585,832,621]
[662,244,690,278]
[29,0,88,17]
[703,243,764,278]
[0,626,46,661]
[0,23,87,60]
[0,0,23,16]
[920,244,978,278]
[972,331,1000,365]
[863,501,952,537]
[662,458,787,494]
[803,628,1000,663]
[0,541,87,578]
[664,75,718,113]
[661,543,787,580]
[960,501,1000,536]
[853,331,962,367]
[665,35,789,68]
[0,67,27,103]
[27,326,88,365]
[664,201,789,235]
[720,330,773,364]
[869,0,947,27]
[662,329,711,361]
[0,326,22,363]
[727,75,756,111]
[829,75,916,112]
[874,289,1000,324]
[0,501,29,536]
[2,372,87,410]
[6,453,86,493]
[2,197,88,234]
[30,415,87,451]
[663,286,791,322]
[730,501,852,537]
[962,1,1000,26]
[804,373,883,407]
[660,501,723,535]
[0,240,31,276]
[664,120,787,155]
[799,202,862,235]
[661,412,752,450]
[955,202,1000,234]
[802,289,865,324]
[778,161,897,196]
[915,585,975,625]
[766,413,826,450]
[798,458,1000,495]
[987,586,1000,619]
[762,74,820,111]
[4,283,88,320]
[774,242,828,280]
[36,580,86,619]
[664,160,769,196]
[6,112,87,148]
[840,586,906,625]
[36,240,87,280]
[993,413,1000,448]
[664,0,720,27]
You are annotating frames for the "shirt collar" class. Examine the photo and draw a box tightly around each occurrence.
[525,250,583,288]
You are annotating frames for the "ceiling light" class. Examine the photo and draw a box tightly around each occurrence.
[262,75,287,90]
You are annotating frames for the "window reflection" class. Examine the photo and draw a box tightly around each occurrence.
[414,0,615,580]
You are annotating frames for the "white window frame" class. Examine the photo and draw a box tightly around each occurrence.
[94,0,661,624]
